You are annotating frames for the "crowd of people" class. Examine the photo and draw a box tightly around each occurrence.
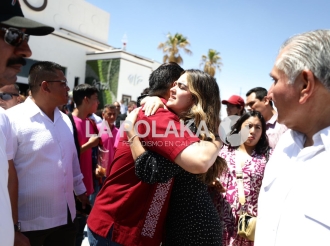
[1,1,330,246]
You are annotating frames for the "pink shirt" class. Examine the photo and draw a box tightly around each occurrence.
[97,121,118,176]
[73,116,96,195]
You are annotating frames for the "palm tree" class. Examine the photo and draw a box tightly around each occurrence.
[200,49,223,77]
[158,33,192,64]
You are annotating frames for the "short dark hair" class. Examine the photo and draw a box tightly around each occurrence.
[141,87,149,95]
[28,61,63,94]
[246,87,273,107]
[103,104,116,113]
[73,84,98,107]
[149,62,183,97]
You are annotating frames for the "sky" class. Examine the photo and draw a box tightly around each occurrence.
[86,0,330,103]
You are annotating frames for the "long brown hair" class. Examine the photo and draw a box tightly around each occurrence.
[180,69,227,185]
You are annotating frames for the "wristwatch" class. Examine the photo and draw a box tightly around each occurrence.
[14,222,21,232]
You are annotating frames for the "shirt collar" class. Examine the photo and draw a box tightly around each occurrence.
[290,126,330,151]
[25,97,41,118]
[25,97,62,122]
[266,112,278,125]
[319,126,330,153]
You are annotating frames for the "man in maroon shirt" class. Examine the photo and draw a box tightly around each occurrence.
[87,63,221,246]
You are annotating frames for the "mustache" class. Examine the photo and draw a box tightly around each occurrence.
[7,58,26,66]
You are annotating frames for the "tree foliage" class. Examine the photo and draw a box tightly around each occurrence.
[200,49,223,77]
[158,32,192,65]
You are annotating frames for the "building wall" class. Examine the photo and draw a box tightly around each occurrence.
[18,0,111,89]
[86,51,161,107]
[18,0,162,104]
[20,0,110,43]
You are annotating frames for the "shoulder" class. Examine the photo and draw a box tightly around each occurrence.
[219,144,234,159]
[0,109,11,135]
[139,108,178,122]
[273,129,293,152]
[5,102,25,118]
[61,112,72,124]
[0,108,9,125]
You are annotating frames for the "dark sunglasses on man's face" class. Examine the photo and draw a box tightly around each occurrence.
[1,27,30,47]
[0,93,19,101]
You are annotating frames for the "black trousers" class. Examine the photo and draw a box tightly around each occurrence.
[22,208,77,246]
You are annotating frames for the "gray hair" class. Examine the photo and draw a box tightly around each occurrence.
[276,29,330,91]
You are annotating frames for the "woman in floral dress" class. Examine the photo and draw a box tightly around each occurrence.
[214,110,272,246]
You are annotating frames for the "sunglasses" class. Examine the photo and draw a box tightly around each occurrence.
[1,27,30,47]
[0,93,19,101]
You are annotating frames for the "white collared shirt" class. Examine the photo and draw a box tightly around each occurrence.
[6,97,86,232]
[0,108,14,246]
[265,113,287,149]
[255,127,330,246]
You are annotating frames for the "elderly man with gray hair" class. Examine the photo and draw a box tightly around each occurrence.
[255,30,330,246]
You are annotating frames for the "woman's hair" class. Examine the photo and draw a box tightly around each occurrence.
[238,105,246,116]
[180,69,227,185]
[228,110,270,155]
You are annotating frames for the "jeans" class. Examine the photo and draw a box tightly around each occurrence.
[87,226,122,246]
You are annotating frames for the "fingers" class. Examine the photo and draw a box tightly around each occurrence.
[150,103,159,115]
[140,96,150,106]
[144,102,158,116]
[144,103,153,116]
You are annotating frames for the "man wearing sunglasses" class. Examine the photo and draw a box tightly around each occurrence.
[0,1,54,246]
[0,0,54,86]
[0,83,21,110]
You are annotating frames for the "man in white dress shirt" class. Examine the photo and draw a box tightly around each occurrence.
[6,61,89,246]
[255,30,330,246]
[0,1,54,245]
[0,108,15,246]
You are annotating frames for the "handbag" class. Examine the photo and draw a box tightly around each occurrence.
[235,150,257,241]
[238,212,257,241]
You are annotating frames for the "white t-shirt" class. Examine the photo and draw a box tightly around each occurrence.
[255,127,330,246]
[6,98,86,232]
[0,108,14,246]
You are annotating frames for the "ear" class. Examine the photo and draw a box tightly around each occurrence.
[299,70,315,104]
[263,96,270,106]
[82,96,88,104]
[40,81,50,93]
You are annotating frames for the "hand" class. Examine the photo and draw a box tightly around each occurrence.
[14,231,31,246]
[95,165,106,178]
[141,96,165,116]
[123,108,140,137]
[77,193,90,210]
[88,136,99,148]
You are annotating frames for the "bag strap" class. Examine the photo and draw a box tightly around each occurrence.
[68,113,81,162]
[235,150,246,210]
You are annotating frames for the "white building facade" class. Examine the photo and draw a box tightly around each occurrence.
[19,0,160,106]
